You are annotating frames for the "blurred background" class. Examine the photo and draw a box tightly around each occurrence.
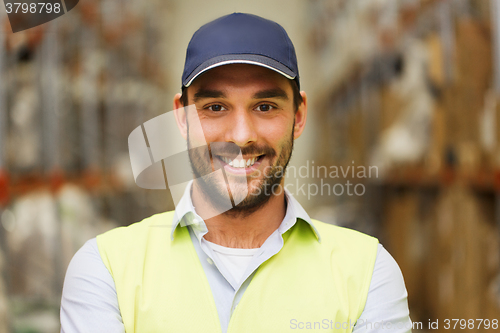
[0,0,499,331]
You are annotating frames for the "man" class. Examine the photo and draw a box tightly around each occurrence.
[61,13,412,332]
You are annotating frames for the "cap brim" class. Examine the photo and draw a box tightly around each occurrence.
[183,54,296,87]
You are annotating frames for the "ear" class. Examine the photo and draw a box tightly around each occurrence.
[293,91,307,139]
[173,93,188,140]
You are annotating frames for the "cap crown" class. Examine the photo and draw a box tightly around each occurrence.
[182,13,299,88]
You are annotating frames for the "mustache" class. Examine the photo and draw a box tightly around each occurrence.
[209,142,276,159]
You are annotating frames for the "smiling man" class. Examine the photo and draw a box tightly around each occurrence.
[174,63,303,247]
[61,13,412,333]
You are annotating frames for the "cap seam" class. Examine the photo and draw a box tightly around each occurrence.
[277,23,292,72]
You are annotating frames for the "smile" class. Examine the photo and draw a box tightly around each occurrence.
[218,156,262,168]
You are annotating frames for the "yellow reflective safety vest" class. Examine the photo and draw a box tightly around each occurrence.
[97,211,378,332]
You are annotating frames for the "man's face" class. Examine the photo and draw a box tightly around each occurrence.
[175,64,306,216]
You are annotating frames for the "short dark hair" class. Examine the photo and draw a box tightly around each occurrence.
[179,78,303,112]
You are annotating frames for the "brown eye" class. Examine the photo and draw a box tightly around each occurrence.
[256,104,273,112]
[208,104,225,112]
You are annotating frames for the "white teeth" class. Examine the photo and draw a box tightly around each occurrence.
[220,156,258,168]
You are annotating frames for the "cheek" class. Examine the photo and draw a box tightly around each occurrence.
[198,123,221,144]
[187,127,204,146]
[187,114,212,145]
[258,119,294,144]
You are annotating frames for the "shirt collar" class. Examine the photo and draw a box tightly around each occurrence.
[170,181,321,243]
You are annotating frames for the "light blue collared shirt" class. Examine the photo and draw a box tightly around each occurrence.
[61,183,412,332]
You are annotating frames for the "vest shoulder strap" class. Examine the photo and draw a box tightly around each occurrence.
[97,211,176,275]
[311,219,379,317]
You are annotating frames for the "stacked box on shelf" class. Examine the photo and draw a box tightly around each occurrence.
[426,185,500,324]
[472,194,500,322]
[382,188,426,321]
[443,18,492,173]
[423,32,446,175]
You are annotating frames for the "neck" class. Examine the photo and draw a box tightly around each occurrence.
[191,183,287,248]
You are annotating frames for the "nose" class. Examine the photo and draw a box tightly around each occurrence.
[225,109,257,147]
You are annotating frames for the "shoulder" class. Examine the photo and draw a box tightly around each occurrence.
[311,219,379,252]
[305,219,379,277]
[61,238,125,332]
[96,211,176,272]
[371,244,409,298]
[298,219,382,319]
[63,238,108,280]
[353,244,411,332]
[312,219,376,237]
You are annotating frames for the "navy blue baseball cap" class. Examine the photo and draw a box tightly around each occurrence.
[182,13,300,89]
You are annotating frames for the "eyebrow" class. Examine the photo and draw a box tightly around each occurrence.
[252,88,289,101]
[192,87,289,103]
[193,89,226,102]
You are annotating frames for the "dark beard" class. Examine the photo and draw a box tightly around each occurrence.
[187,124,294,219]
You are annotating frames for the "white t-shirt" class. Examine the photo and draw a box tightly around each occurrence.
[204,240,260,283]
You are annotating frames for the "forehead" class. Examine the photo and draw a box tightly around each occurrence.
[188,64,291,96]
